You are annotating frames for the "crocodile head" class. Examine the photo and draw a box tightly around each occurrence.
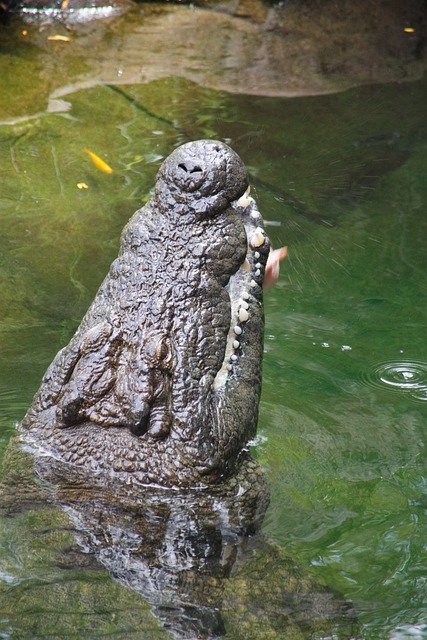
[19,140,270,488]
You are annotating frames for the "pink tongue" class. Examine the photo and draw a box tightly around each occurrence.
[264,246,288,289]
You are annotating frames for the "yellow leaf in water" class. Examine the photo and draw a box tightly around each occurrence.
[61,0,70,8]
[47,35,71,42]
[83,148,113,174]
[403,27,415,33]
[77,182,89,189]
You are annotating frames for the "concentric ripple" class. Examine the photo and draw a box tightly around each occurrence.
[362,361,427,402]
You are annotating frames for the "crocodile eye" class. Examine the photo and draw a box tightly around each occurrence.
[145,334,173,369]
[155,338,169,362]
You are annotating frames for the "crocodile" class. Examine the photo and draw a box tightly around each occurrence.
[19,139,271,488]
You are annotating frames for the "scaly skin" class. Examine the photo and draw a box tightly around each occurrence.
[19,140,270,487]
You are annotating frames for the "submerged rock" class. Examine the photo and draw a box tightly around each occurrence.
[43,0,427,94]
[2,0,426,114]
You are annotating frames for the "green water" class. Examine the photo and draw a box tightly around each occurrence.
[0,9,426,639]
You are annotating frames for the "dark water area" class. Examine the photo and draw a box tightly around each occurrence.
[0,4,426,638]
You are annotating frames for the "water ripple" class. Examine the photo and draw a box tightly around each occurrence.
[362,361,427,402]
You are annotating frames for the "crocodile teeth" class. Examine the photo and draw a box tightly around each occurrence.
[241,258,251,272]
[238,308,249,322]
[251,227,265,248]
[237,185,252,209]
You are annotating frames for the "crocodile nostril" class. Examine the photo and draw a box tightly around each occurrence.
[178,162,202,174]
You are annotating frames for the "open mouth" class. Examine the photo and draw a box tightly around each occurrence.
[214,188,270,390]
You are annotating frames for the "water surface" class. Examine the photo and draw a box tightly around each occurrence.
[0,6,426,639]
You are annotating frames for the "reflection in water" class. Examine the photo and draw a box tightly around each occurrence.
[362,361,427,402]
[0,386,29,434]
[20,5,125,24]
[1,441,358,639]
